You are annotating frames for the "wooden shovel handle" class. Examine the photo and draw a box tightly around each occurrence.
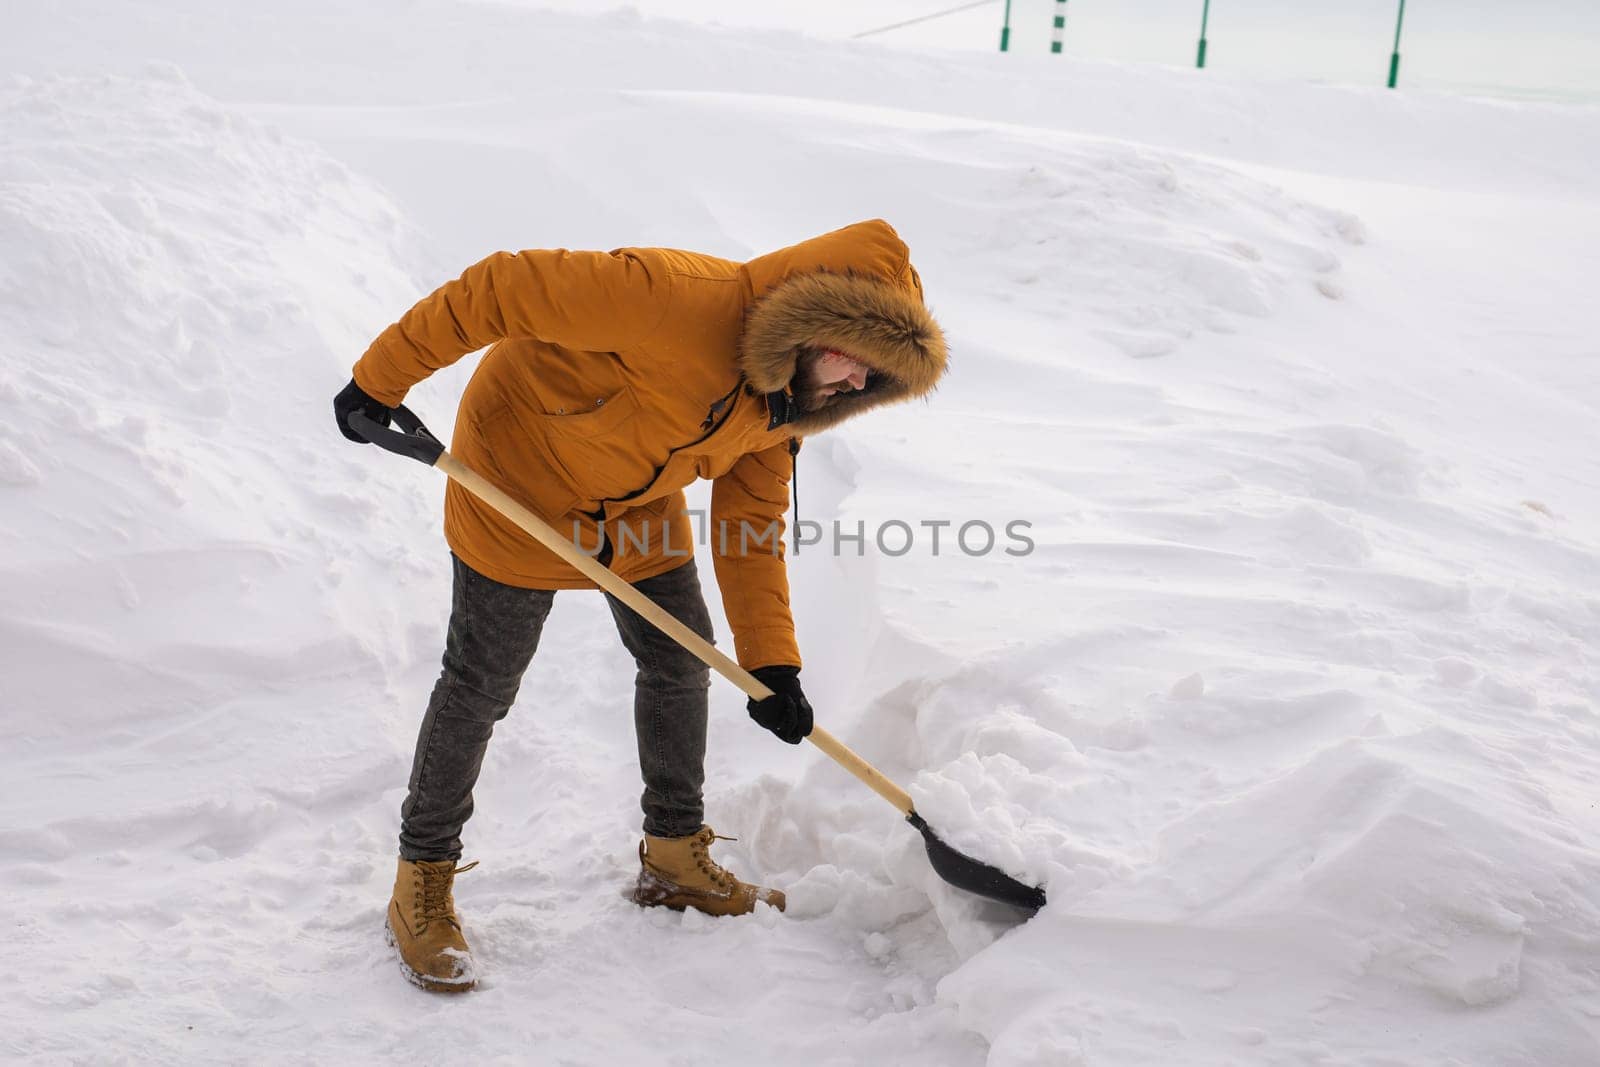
[434,451,917,818]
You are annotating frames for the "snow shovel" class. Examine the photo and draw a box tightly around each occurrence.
[348,406,1046,914]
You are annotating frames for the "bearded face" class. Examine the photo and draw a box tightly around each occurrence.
[794,347,875,413]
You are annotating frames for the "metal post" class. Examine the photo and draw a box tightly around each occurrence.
[1197,0,1211,68]
[1388,0,1407,88]
[1050,0,1068,53]
[1000,0,1012,51]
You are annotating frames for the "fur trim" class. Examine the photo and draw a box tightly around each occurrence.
[738,271,948,435]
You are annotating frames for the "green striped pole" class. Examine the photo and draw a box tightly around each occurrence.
[1196,0,1211,68]
[1000,0,1012,51]
[1388,0,1407,88]
[1050,0,1068,53]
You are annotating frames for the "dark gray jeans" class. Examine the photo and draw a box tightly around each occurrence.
[398,554,714,861]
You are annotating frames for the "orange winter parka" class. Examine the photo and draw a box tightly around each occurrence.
[352,219,946,671]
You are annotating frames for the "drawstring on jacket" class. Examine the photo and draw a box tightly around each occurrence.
[765,388,803,552]
[789,437,801,551]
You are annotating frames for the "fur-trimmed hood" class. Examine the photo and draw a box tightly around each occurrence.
[737,221,948,435]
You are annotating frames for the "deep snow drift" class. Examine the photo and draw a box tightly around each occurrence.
[4,4,1599,1065]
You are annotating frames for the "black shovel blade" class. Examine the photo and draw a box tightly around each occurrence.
[908,812,1047,914]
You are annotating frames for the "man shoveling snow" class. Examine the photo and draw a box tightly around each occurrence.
[334,219,947,992]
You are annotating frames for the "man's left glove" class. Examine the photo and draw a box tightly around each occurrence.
[334,378,394,444]
[747,665,813,745]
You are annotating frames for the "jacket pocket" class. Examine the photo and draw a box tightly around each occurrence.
[470,402,581,521]
[530,387,653,502]
[540,387,640,440]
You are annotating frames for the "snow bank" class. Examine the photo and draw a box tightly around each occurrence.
[0,68,438,713]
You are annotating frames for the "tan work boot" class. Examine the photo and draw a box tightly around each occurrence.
[386,858,479,992]
[631,826,786,916]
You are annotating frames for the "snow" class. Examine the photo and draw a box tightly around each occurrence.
[5,3,1600,1064]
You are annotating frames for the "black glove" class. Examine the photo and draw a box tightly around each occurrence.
[334,377,394,444]
[747,665,813,745]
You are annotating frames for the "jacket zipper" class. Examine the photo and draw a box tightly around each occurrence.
[608,379,747,509]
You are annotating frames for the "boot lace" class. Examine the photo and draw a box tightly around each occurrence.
[691,829,738,891]
[412,860,477,930]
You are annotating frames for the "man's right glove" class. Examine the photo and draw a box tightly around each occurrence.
[334,377,394,444]
[747,665,814,745]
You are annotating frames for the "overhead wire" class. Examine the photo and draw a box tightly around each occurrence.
[851,0,1001,41]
